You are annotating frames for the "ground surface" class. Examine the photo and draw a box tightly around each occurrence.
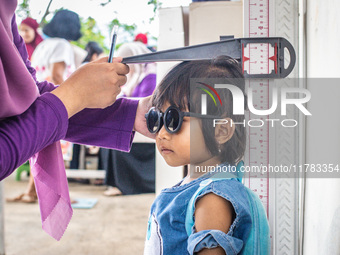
[2,173,155,255]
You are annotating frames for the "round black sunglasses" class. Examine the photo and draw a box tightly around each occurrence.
[145,106,219,134]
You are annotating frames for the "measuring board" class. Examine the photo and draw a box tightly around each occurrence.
[243,0,275,217]
[243,0,300,254]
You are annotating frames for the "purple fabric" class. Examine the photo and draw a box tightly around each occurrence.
[0,4,138,241]
[131,73,156,98]
[66,99,138,150]
[0,93,68,178]
[0,94,138,176]
[0,14,39,119]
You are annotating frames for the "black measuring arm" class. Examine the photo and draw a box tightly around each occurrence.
[122,37,296,79]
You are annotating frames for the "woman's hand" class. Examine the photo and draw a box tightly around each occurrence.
[134,95,156,139]
[52,57,129,118]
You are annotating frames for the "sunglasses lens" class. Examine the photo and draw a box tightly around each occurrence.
[166,108,180,132]
[147,110,160,133]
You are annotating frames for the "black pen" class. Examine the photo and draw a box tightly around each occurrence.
[108,25,118,63]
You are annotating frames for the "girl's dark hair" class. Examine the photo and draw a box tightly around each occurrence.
[152,55,246,165]
[83,41,104,63]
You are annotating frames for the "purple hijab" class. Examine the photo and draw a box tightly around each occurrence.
[0,1,72,240]
[0,2,39,118]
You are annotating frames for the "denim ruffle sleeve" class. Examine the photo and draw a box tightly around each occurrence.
[187,229,243,254]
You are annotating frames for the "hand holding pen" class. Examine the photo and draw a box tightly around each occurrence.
[52,25,129,116]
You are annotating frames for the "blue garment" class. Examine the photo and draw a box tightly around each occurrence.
[144,163,269,254]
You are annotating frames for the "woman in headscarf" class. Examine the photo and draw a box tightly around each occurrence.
[7,10,86,203]
[0,2,151,240]
[118,41,157,97]
[19,17,43,60]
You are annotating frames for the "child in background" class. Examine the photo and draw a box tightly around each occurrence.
[144,56,270,254]
[83,41,105,63]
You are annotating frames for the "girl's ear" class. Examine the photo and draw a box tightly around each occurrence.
[214,118,235,145]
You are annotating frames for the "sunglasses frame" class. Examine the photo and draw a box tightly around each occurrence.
[145,106,219,134]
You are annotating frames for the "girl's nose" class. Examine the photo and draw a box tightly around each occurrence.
[157,124,170,140]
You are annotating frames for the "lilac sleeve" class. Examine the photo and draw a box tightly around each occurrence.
[0,93,69,180]
[65,98,138,151]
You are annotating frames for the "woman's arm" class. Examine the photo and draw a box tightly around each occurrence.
[0,93,69,180]
[65,98,139,151]
[8,14,152,162]
[13,16,130,122]
[0,15,132,178]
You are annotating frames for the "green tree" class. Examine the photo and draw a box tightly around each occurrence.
[148,0,162,22]
[16,0,31,19]
[16,0,159,51]
[73,17,109,53]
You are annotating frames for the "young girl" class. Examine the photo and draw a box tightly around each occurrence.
[144,56,270,254]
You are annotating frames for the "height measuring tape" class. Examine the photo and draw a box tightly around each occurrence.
[242,1,302,254]
[243,0,275,216]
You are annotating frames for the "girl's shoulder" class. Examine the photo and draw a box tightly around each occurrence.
[199,178,251,214]
[197,177,248,198]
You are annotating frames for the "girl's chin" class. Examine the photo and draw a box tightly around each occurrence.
[164,158,188,168]
[165,162,183,167]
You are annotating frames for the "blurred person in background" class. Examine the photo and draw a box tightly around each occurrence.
[134,32,156,52]
[19,17,43,60]
[119,41,156,98]
[83,41,105,63]
[31,9,82,85]
[134,33,148,45]
[101,41,156,196]
[70,41,105,174]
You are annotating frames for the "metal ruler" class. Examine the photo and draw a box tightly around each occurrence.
[243,0,300,254]
[243,0,275,217]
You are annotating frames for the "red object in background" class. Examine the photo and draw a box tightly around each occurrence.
[134,33,148,44]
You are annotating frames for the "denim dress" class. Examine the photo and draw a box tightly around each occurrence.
[144,163,270,254]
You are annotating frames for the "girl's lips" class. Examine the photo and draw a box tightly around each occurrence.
[160,146,174,155]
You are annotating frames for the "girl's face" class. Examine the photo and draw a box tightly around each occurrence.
[155,102,215,167]
[19,24,35,44]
